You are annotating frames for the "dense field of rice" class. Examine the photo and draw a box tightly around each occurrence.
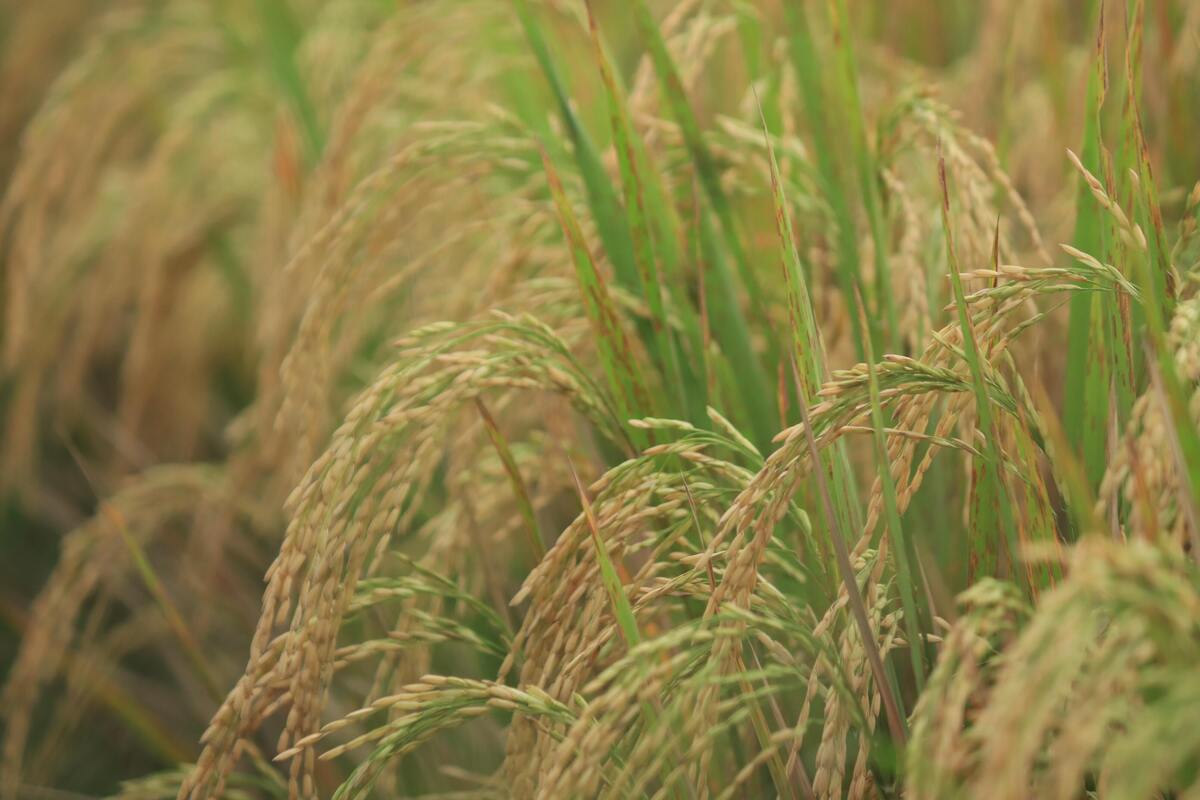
[3,1,1200,797]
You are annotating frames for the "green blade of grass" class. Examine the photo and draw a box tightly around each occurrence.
[566,458,639,652]
[542,148,653,447]
[1119,0,1200,523]
[939,156,1023,592]
[759,95,865,590]
[252,0,325,164]
[627,0,770,329]
[583,4,716,427]
[757,97,822,400]
[855,293,928,691]
[1028,378,1103,540]
[793,368,908,750]
[515,0,715,429]
[737,656,802,800]
[1082,285,1113,488]
[1123,0,1173,304]
[1063,1,1108,458]
[1096,0,1140,448]
[1006,371,1065,592]
[782,2,868,359]
[753,101,868,796]
[696,198,779,450]
[583,0,690,421]
[827,0,898,353]
[474,398,545,566]
[572,0,782,449]
[107,503,223,705]
[734,2,782,136]
[511,0,642,318]
[60,440,224,705]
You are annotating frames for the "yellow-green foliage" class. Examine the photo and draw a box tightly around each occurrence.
[2,1,1200,798]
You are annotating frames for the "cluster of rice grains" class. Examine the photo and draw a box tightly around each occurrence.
[908,540,1200,798]
[2,1,1200,799]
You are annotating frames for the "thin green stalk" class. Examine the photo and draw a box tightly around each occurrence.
[758,94,864,578]
[253,0,325,163]
[627,0,771,328]
[1064,0,1108,462]
[827,0,898,352]
[567,458,640,648]
[583,0,690,421]
[757,97,821,400]
[1120,0,1200,518]
[938,156,1023,592]
[696,199,779,450]
[856,295,928,691]
[542,149,653,447]
[108,505,223,704]
[782,2,868,359]
[511,0,641,310]
[793,369,908,749]
[60,439,223,704]
[474,398,545,565]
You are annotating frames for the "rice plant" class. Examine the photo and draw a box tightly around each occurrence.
[2,0,1200,798]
